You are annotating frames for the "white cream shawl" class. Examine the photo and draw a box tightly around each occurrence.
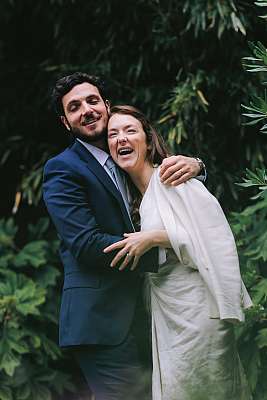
[144,169,252,322]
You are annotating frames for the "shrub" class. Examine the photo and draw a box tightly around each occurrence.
[0,217,75,400]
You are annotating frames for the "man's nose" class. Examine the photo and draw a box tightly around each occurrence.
[81,101,94,114]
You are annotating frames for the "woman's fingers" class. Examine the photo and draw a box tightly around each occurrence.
[119,252,133,271]
[104,232,152,270]
[103,240,126,253]
[110,248,129,267]
[130,255,140,271]
[103,236,136,269]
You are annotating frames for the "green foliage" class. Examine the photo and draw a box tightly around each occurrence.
[231,177,267,399]
[232,11,267,393]
[243,42,267,74]
[183,0,248,38]
[0,0,264,212]
[241,0,267,136]
[237,168,267,198]
[159,70,209,146]
[0,218,75,400]
[255,0,267,19]
[242,94,267,133]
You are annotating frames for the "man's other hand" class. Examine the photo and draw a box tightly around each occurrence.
[160,155,201,186]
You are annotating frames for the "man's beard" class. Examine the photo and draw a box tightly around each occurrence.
[70,126,107,144]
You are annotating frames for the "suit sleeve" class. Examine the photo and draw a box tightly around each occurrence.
[43,157,158,272]
[43,158,125,269]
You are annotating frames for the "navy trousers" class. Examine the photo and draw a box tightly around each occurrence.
[72,304,152,400]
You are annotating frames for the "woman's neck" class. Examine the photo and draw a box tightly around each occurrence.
[128,163,155,195]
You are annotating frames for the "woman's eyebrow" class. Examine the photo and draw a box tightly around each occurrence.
[124,124,137,129]
[108,124,137,132]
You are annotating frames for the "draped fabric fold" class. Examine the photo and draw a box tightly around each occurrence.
[142,168,252,322]
[140,168,252,400]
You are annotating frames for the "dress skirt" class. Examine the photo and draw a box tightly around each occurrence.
[146,262,250,400]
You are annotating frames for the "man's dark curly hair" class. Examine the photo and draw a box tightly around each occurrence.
[51,72,108,117]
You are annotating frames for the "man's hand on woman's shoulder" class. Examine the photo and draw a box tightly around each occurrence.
[160,155,204,186]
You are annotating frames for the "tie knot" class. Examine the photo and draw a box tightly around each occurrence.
[105,156,117,171]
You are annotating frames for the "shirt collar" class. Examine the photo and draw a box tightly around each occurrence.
[77,138,109,167]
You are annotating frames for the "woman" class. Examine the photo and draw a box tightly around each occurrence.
[104,105,252,400]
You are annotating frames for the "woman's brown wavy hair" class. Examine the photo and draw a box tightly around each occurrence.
[109,105,171,228]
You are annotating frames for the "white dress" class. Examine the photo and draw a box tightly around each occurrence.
[140,168,252,400]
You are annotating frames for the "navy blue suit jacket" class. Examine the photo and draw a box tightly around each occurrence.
[43,140,159,347]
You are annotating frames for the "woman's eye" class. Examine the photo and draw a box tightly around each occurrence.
[109,132,117,138]
[127,129,136,134]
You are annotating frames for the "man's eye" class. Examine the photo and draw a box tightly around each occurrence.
[88,98,99,104]
[69,105,78,112]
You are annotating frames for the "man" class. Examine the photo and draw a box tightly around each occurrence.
[43,72,205,400]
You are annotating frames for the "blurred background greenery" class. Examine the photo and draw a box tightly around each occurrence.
[0,0,267,399]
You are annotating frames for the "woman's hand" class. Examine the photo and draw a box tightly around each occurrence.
[103,230,170,271]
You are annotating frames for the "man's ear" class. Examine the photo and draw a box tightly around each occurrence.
[105,100,111,115]
[61,115,71,131]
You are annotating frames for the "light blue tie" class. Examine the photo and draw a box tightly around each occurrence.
[105,156,130,214]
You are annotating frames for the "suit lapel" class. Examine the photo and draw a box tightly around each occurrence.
[71,140,133,231]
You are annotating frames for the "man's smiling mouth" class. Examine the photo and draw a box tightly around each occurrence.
[82,115,101,126]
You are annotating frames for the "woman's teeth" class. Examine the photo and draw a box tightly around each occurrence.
[118,148,133,156]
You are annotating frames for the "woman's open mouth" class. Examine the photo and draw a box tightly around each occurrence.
[118,147,134,157]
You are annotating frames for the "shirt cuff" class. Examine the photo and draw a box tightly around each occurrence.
[195,160,207,182]
[196,166,207,182]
